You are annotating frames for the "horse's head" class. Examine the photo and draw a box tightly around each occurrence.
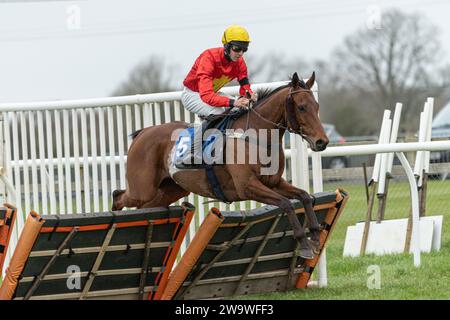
[285,72,329,152]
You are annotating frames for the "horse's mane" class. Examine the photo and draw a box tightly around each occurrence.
[253,74,310,108]
[253,84,290,108]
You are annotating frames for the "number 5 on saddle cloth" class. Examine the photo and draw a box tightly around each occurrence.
[174,120,227,169]
[173,109,248,169]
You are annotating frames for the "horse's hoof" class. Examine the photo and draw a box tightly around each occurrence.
[308,239,321,255]
[299,247,315,260]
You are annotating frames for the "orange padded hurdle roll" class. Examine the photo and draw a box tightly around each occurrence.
[0,211,45,300]
[161,208,224,300]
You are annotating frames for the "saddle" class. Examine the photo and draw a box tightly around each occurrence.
[202,107,249,134]
[174,108,249,170]
[173,108,250,203]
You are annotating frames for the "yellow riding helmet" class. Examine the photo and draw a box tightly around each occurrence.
[221,25,250,44]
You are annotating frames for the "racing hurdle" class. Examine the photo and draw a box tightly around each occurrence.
[0,189,348,300]
[163,189,348,300]
[0,203,195,300]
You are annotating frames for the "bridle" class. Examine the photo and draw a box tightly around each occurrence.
[246,87,312,138]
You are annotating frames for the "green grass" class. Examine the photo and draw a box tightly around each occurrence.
[232,179,450,300]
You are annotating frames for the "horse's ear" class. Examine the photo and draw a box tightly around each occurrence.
[291,72,300,87]
[306,71,315,89]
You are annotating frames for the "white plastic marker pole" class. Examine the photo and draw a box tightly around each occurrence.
[310,79,327,288]
[377,118,392,195]
[311,151,327,288]
[387,103,403,173]
[419,101,431,185]
[372,110,391,184]
[396,152,421,267]
[414,110,425,177]
[297,135,310,191]
[424,98,434,174]
[414,102,429,186]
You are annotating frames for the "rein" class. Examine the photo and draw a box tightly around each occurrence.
[246,87,310,137]
[206,86,312,139]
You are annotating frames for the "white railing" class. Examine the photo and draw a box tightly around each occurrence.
[0,81,290,112]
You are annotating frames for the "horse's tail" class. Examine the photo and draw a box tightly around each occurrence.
[130,128,143,140]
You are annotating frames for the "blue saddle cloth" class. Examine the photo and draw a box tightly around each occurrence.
[173,127,222,165]
[172,110,248,203]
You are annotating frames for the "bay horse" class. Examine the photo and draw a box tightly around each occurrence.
[112,72,329,259]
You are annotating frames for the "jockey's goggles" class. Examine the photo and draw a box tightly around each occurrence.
[230,45,248,53]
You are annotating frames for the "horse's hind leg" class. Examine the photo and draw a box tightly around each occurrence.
[112,190,125,211]
[112,189,141,211]
[113,177,188,210]
[138,178,190,208]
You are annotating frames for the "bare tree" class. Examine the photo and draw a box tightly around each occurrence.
[326,9,449,135]
[112,55,177,96]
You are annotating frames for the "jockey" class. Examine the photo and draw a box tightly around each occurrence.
[181,25,258,117]
[177,25,258,167]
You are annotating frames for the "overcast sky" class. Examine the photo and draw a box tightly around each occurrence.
[0,0,449,103]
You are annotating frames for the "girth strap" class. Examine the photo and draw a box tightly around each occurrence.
[205,165,231,204]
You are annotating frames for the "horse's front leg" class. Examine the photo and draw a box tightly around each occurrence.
[272,178,321,254]
[244,177,314,259]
